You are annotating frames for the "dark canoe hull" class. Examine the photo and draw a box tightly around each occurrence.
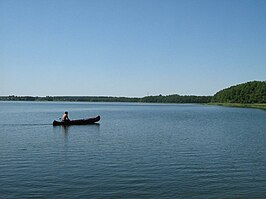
[53,115,100,126]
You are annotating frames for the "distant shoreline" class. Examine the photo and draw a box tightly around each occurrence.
[0,95,212,104]
[1,95,266,110]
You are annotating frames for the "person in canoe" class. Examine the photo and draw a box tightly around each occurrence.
[61,111,70,121]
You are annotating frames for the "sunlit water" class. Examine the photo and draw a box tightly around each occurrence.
[0,101,266,198]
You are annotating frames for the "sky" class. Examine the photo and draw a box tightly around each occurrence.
[1,0,266,97]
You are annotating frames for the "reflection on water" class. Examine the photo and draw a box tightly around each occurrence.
[62,125,69,138]
[53,124,101,140]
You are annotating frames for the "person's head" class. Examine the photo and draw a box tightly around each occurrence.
[65,111,68,115]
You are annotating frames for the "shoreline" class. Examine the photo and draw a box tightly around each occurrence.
[208,103,266,110]
[1,99,266,111]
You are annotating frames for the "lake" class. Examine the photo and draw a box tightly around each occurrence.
[0,101,266,198]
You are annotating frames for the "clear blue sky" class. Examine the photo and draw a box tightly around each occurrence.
[1,0,266,97]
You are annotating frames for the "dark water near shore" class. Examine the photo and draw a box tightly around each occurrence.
[0,101,266,198]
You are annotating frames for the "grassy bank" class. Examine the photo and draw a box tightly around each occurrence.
[208,103,266,110]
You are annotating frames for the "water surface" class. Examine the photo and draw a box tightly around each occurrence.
[0,102,266,198]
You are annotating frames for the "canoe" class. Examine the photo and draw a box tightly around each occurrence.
[53,115,100,126]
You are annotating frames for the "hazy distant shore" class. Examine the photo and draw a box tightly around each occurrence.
[2,80,266,110]
[1,95,266,111]
[0,95,212,104]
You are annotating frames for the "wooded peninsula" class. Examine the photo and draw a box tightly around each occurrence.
[1,81,266,109]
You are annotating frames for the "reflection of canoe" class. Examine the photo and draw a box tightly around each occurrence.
[53,115,100,126]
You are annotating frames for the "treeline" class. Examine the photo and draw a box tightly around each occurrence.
[1,80,265,104]
[0,95,212,103]
[212,81,266,103]
[0,95,139,102]
[140,95,212,103]
[0,95,38,101]
[49,96,140,102]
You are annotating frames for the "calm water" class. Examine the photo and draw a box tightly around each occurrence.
[0,101,266,198]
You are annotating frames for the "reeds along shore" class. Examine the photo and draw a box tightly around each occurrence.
[208,103,266,110]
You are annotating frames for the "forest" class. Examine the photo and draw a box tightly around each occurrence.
[0,95,212,103]
[212,81,266,103]
[1,81,265,104]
